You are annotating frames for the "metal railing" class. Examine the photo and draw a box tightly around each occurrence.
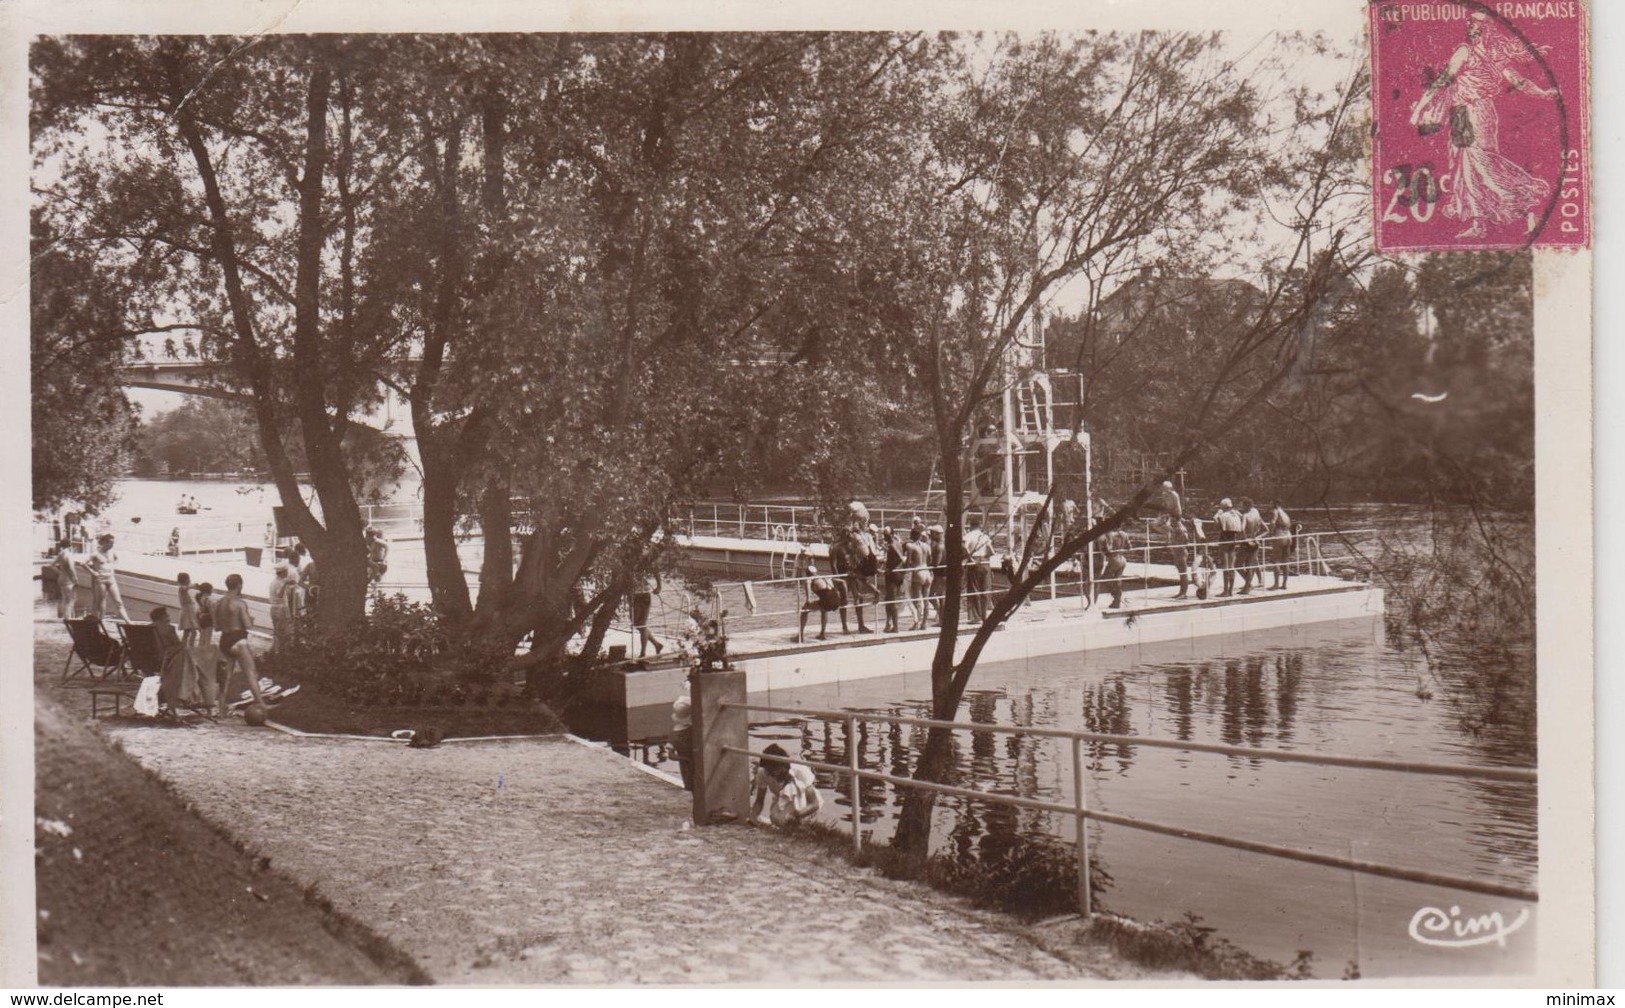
[719,701,1536,915]
[700,529,1375,639]
[708,568,1012,640]
[680,502,983,543]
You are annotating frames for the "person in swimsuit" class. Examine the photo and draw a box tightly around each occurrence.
[798,562,848,642]
[632,570,664,658]
[52,541,79,619]
[1237,497,1266,594]
[1097,526,1133,609]
[884,526,910,630]
[176,571,200,646]
[194,582,216,648]
[903,527,933,631]
[212,573,267,716]
[1267,501,1294,590]
[365,527,390,584]
[268,561,299,650]
[1212,499,1243,597]
[86,533,131,623]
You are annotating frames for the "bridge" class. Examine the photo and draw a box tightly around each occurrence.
[118,359,416,440]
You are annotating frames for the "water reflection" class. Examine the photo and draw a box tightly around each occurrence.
[592,615,1537,976]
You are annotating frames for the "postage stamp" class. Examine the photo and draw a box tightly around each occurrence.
[1369,1,1590,251]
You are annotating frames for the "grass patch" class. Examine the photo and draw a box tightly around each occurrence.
[1082,912,1316,981]
[266,683,565,739]
[791,820,1317,981]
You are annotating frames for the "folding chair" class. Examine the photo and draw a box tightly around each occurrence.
[117,622,214,718]
[116,621,164,680]
[62,617,128,683]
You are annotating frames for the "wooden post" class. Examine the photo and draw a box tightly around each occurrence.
[691,670,750,826]
[1072,735,1092,917]
[847,715,862,855]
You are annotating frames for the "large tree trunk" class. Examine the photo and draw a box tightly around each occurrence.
[892,725,957,856]
[474,482,515,621]
[175,50,370,628]
[418,428,473,620]
[311,532,371,628]
[580,586,625,661]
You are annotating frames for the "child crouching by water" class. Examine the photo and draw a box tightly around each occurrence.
[750,743,821,829]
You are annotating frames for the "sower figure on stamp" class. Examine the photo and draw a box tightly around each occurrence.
[1409,12,1558,239]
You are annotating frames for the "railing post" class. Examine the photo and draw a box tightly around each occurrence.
[847,715,862,855]
[1072,735,1092,917]
[691,670,751,826]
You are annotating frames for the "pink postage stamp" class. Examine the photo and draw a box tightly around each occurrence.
[1369,1,1589,251]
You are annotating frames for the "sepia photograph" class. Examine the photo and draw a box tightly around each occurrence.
[3,0,1598,990]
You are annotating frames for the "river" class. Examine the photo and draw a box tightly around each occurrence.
[50,481,1537,978]
[585,503,1539,980]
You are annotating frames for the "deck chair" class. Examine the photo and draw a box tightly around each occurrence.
[117,622,214,716]
[62,616,128,683]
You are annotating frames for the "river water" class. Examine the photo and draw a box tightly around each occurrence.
[592,504,1539,980]
[51,481,1537,978]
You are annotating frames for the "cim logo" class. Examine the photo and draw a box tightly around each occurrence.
[1408,904,1530,948]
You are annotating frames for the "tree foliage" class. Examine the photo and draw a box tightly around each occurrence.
[30,209,137,514]
[129,398,265,477]
[821,33,1376,851]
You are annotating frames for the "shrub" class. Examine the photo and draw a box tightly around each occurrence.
[263,594,514,705]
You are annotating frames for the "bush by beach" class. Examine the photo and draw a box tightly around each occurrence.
[260,594,565,739]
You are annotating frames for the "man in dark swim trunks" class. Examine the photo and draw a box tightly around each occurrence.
[212,573,268,716]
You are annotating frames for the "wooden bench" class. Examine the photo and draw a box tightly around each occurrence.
[86,684,140,719]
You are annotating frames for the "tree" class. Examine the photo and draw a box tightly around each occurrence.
[840,32,1373,853]
[30,209,137,514]
[374,34,933,677]
[130,398,266,477]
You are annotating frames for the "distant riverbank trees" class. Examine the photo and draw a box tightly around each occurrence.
[1039,252,1534,510]
[128,399,265,478]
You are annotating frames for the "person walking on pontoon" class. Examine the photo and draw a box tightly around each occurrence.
[834,521,878,635]
[632,570,665,658]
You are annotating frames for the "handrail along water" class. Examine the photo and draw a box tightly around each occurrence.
[716,699,1537,915]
